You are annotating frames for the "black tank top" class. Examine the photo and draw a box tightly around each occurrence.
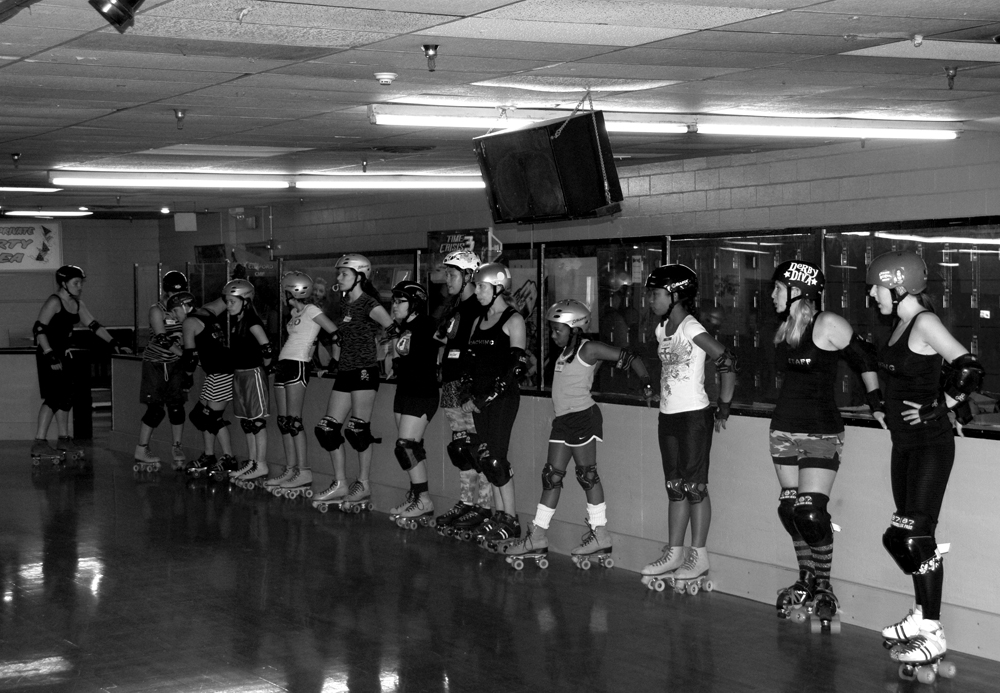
[440,295,483,384]
[771,314,844,434]
[40,295,80,355]
[878,312,950,437]
[467,306,517,397]
[192,310,233,375]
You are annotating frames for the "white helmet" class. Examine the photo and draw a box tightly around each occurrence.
[545,299,591,330]
[472,263,511,293]
[443,249,481,274]
[335,253,372,281]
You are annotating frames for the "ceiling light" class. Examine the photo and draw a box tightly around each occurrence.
[4,210,93,217]
[693,124,957,140]
[50,172,290,189]
[295,175,484,190]
[78,207,89,211]
[0,187,61,193]
[422,44,438,72]
[88,0,144,33]
[160,207,170,214]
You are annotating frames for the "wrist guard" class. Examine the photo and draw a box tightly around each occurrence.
[715,401,731,421]
[714,349,738,373]
[615,349,637,371]
[88,320,103,334]
[865,388,885,415]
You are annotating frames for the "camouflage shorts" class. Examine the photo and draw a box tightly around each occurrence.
[769,430,844,470]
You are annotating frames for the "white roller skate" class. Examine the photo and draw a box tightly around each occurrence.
[264,467,296,494]
[571,521,614,570]
[668,547,713,595]
[276,467,312,499]
[133,444,162,473]
[396,493,435,530]
[503,523,549,570]
[234,460,270,489]
[340,479,372,514]
[640,545,686,591]
[882,603,923,649]
[171,442,186,471]
[389,491,416,521]
[312,479,348,512]
[891,619,955,684]
[31,439,65,467]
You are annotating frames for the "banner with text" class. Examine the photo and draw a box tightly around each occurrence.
[0,222,62,270]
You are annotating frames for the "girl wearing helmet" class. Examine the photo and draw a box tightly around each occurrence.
[769,260,883,626]
[386,280,441,528]
[503,299,652,569]
[639,264,735,593]
[867,250,984,669]
[316,254,394,513]
[31,265,129,465]
[134,271,191,471]
[460,262,526,549]
[268,272,340,500]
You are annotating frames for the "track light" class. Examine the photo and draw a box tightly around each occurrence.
[174,109,186,130]
[422,44,438,72]
[88,0,145,34]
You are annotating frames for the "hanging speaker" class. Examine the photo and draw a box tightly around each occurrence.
[474,111,623,225]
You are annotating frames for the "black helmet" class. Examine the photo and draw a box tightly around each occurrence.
[162,270,188,293]
[392,280,428,306]
[866,251,927,294]
[56,265,85,285]
[166,291,196,312]
[772,261,824,302]
[644,264,698,298]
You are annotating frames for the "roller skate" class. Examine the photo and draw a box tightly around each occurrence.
[389,490,416,521]
[571,521,614,569]
[396,494,435,530]
[668,547,713,596]
[208,455,241,483]
[133,444,162,473]
[809,579,841,634]
[30,439,65,467]
[882,604,923,650]
[449,505,493,541]
[503,523,549,570]
[339,479,372,514]
[776,568,815,623]
[276,467,312,499]
[312,479,348,512]
[640,545,685,591]
[171,442,186,471]
[57,436,86,464]
[264,467,296,495]
[483,512,521,552]
[435,501,474,535]
[891,620,955,684]
[185,453,214,479]
[469,510,503,546]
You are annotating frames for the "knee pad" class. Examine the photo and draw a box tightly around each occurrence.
[575,464,601,491]
[315,416,344,451]
[777,487,799,538]
[240,417,266,435]
[167,404,186,426]
[394,438,425,471]
[189,403,214,432]
[792,493,832,546]
[276,415,292,435]
[665,478,685,502]
[478,447,513,487]
[447,431,479,471]
[207,408,228,434]
[883,514,942,575]
[684,482,708,504]
[141,404,166,428]
[288,416,304,437]
[344,417,379,452]
[541,462,565,491]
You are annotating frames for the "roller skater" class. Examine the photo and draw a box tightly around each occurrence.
[503,523,550,570]
[32,264,129,467]
[387,280,440,531]
[317,255,393,516]
[135,272,191,472]
[571,520,614,570]
[867,250,983,679]
[433,250,494,533]
[768,260,882,629]
[312,479,349,512]
[274,272,338,501]
[30,439,65,467]
[641,265,735,592]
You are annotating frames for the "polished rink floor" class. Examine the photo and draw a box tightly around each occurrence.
[3,440,999,693]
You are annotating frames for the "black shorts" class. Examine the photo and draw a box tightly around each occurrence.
[36,349,74,410]
[472,394,519,462]
[333,366,380,393]
[658,407,714,485]
[140,360,188,407]
[393,392,439,421]
[549,404,603,447]
[274,359,310,388]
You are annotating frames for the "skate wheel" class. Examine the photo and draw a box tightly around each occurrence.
[512,559,524,571]
[538,558,549,570]
[653,579,666,593]
[602,557,614,569]
[829,617,841,634]
[133,464,140,472]
[791,610,807,624]
[427,518,437,528]
[898,665,916,681]
[938,661,956,678]
[916,667,936,685]
[580,559,591,570]
[810,617,822,634]
[687,583,700,596]
[304,489,313,499]
[704,580,713,592]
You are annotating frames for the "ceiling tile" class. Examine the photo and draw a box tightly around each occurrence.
[415,18,694,47]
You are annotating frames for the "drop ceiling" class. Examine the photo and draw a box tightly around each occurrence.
[2,0,1000,213]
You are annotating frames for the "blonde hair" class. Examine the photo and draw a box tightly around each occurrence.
[774,287,817,348]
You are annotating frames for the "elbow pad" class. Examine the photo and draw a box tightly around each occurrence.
[943,353,985,405]
[615,348,637,371]
[714,348,738,373]
[32,321,48,338]
[260,341,275,361]
[842,333,878,374]
[509,347,528,379]
[88,320,103,334]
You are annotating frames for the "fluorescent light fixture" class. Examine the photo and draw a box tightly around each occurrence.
[371,110,687,134]
[5,210,93,217]
[0,187,61,193]
[295,175,485,190]
[874,231,1000,245]
[695,124,957,140]
[50,171,290,189]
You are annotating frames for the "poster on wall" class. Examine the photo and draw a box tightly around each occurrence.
[0,222,61,270]
[425,228,489,317]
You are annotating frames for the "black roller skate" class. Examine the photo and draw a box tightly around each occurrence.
[435,501,474,536]
[483,512,521,552]
[809,579,841,634]
[185,453,214,479]
[449,506,493,541]
[31,439,65,467]
[469,510,503,545]
[776,568,815,623]
[208,454,241,483]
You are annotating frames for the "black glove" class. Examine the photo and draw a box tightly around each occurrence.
[715,401,731,422]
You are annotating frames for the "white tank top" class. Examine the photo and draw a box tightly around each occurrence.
[552,339,597,417]
[655,315,709,414]
[279,304,323,362]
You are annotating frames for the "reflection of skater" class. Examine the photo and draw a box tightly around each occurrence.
[640,265,735,591]
[32,265,128,463]
[432,250,494,534]
[386,281,440,528]
[135,271,191,470]
[768,261,882,626]
[314,254,394,512]
[462,263,527,549]
[504,300,651,567]
[867,251,983,677]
